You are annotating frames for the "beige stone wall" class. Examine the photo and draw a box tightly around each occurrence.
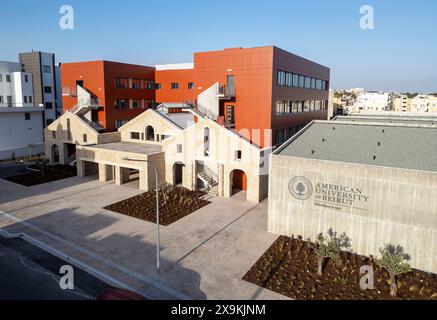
[163,117,266,203]
[118,109,182,144]
[268,155,437,273]
[98,132,121,144]
[77,145,165,192]
[44,112,99,164]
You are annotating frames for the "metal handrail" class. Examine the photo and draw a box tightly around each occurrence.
[192,103,218,121]
[203,163,218,181]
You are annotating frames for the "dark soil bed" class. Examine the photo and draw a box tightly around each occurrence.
[4,165,76,186]
[243,236,437,300]
[103,187,210,226]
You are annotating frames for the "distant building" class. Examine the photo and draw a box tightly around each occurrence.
[392,94,411,112]
[0,61,34,108]
[19,51,63,126]
[411,94,430,113]
[353,92,389,112]
[0,61,44,159]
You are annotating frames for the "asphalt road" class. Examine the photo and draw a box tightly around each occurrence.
[0,236,110,300]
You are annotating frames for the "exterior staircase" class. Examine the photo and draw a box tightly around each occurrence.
[197,167,219,196]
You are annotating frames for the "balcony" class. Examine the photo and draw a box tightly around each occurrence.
[62,87,77,97]
[215,85,235,99]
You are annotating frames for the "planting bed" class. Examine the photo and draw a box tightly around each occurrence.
[243,236,437,300]
[5,164,76,186]
[104,187,210,226]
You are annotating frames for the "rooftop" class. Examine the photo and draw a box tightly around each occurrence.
[276,121,437,172]
[334,115,437,126]
[86,141,162,155]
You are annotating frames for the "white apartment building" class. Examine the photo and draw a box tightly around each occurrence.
[0,61,44,159]
[353,92,389,113]
[0,61,34,108]
[411,94,430,113]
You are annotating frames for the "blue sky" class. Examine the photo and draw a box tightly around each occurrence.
[1,0,436,92]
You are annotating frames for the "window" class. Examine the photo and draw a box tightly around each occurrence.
[155,83,161,90]
[305,76,311,88]
[51,131,56,139]
[277,70,286,86]
[298,75,304,88]
[115,77,129,88]
[29,96,32,103]
[45,102,53,109]
[316,79,322,90]
[188,82,195,90]
[44,86,52,93]
[25,113,31,120]
[24,74,29,82]
[177,144,182,153]
[235,150,242,161]
[171,83,179,90]
[311,78,316,89]
[115,120,128,128]
[130,132,140,140]
[146,126,155,141]
[24,96,28,103]
[0,74,2,82]
[7,96,12,107]
[43,65,51,73]
[6,75,11,82]
[143,99,154,108]
[286,73,292,87]
[292,74,298,87]
[115,99,129,109]
[132,79,141,89]
[0,96,3,103]
[145,80,154,90]
[131,99,140,109]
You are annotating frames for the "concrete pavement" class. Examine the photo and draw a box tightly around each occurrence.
[0,175,286,300]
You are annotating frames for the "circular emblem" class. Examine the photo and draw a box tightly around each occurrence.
[289,176,313,200]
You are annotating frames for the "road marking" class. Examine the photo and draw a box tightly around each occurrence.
[0,210,192,300]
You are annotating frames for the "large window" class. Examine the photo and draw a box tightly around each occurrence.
[115,77,129,88]
[115,99,129,109]
[132,79,141,89]
[171,83,179,90]
[276,69,327,91]
[275,100,327,115]
[44,86,52,93]
[43,65,51,73]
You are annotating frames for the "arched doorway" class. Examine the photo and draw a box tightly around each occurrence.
[173,162,185,186]
[145,126,155,141]
[230,169,247,194]
[51,144,60,163]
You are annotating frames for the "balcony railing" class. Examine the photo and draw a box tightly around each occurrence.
[62,87,77,97]
[215,85,235,98]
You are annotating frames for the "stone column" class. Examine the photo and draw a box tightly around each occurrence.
[77,160,86,177]
[139,167,150,191]
[98,163,113,182]
[218,164,224,197]
[114,166,129,185]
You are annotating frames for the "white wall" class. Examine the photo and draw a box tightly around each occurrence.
[0,61,34,108]
[197,82,220,116]
[40,52,57,123]
[0,108,44,159]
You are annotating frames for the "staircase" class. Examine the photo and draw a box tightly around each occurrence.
[197,167,219,196]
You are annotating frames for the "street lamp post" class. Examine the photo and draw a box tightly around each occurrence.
[122,157,160,275]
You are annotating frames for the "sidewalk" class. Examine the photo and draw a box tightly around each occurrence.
[0,176,286,300]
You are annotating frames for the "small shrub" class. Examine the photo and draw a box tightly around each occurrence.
[375,244,411,297]
[159,182,174,205]
[309,228,351,276]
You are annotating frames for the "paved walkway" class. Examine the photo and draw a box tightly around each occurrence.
[0,176,285,300]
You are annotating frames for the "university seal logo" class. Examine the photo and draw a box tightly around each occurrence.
[289,176,313,200]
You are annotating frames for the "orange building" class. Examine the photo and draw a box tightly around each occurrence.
[61,46,329,147]
[61,61,155,132]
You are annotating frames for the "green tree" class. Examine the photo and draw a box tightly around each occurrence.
[309,229,351,276]
[374,244,411,297]
[159,182,174,205]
